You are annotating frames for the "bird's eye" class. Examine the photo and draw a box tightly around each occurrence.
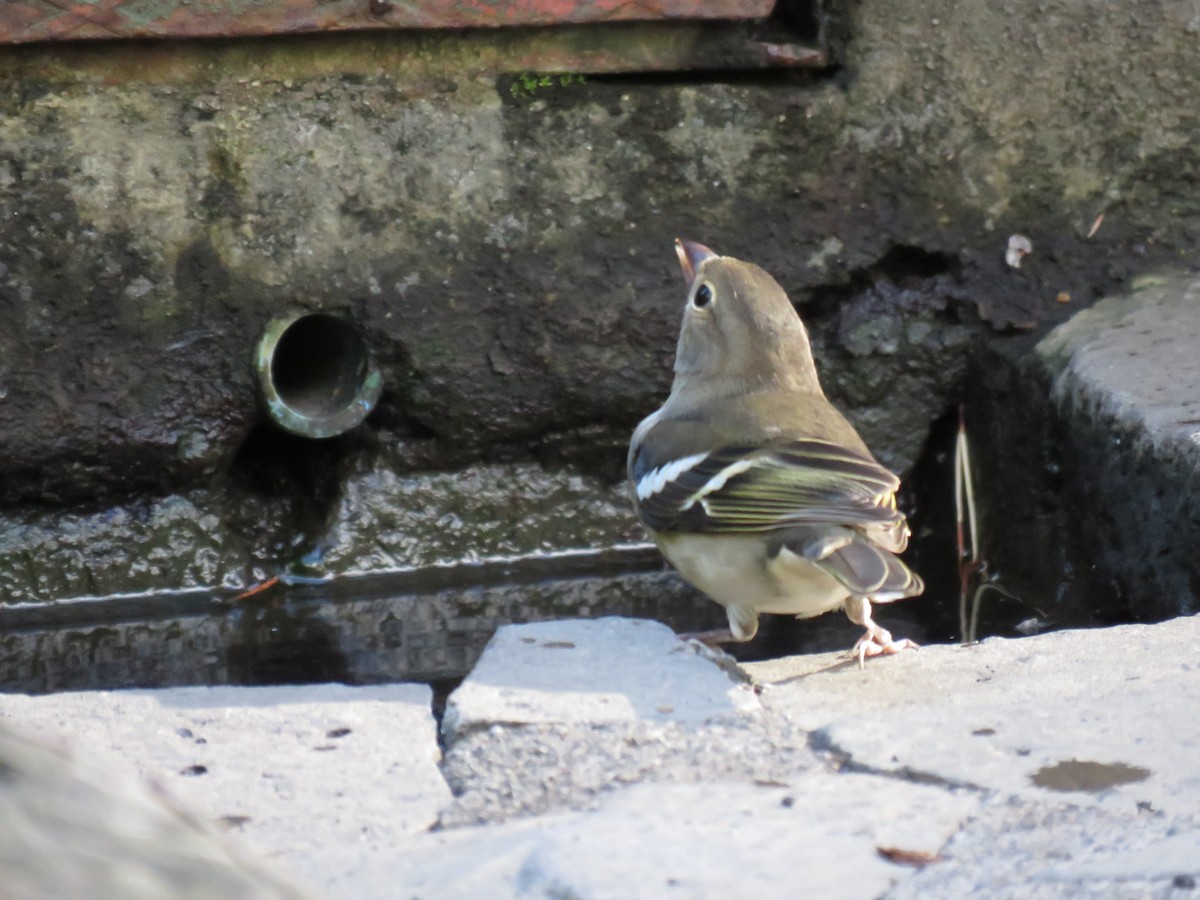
[692,283,713,309]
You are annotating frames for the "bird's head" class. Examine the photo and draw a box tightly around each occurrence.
[671,238,821,394]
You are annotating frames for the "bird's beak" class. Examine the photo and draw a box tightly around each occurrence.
[675,238,717,285]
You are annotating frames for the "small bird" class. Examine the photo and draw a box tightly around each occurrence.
[628,239,924,664]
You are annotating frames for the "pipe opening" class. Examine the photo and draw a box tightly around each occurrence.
[256,313,383,439]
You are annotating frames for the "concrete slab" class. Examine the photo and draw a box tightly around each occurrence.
[438,716,818,827]
[745,616,1200,815]
[1034,273,1200,621]
[1037,274,1200,454]
[441,617,761,741]
[888,796,1200,899]
[386,775,976,900]
[439,617,779,826]
[0,683,449,896]
[4,614,1199,898]
[0,721,310,900]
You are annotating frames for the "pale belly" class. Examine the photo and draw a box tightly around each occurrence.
[656,532,849,619]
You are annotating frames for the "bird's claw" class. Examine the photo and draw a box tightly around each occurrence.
[852,630,919,669]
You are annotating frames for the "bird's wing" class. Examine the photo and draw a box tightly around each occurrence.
[633,439,908,546]
[771,526,924,601]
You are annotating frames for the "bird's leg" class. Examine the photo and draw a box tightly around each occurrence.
[677,628,738,647]
[679,604,758,646]
[843,596,918,669]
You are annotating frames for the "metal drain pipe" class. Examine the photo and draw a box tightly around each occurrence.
[255,312,383,439]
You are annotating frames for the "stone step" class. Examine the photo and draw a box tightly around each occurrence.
[4,614,1199,897]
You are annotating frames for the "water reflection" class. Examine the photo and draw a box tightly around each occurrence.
[1,534,1096,694]
[0,556,717,694]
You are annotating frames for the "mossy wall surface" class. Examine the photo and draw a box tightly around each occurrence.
[1,3,1198,605]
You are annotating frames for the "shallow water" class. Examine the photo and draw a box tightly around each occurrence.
[0,546,718,694]
[0,532,1094,695]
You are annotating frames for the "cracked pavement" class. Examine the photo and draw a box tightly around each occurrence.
[3,614,1200,898]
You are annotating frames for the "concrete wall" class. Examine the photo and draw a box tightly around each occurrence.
[1,2,1198,616]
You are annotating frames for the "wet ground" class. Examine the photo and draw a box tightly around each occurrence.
[0,547,719,694]
[0,538,1075,696]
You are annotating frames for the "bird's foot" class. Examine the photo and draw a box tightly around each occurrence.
[852,626,919,669]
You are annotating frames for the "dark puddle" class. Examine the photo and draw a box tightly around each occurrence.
[1030,759,1152,793]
